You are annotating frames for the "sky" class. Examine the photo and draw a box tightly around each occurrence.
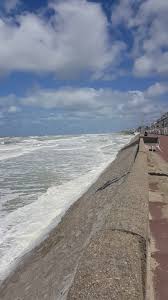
[0,0,167,136]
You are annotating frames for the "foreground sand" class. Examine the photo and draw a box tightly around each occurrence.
[0,136,149,300]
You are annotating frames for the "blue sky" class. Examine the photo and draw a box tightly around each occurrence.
[0,0,167,136]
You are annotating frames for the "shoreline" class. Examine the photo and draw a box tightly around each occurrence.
[0,134,149,299]
[0,134,132,284]
[0,159,115,283]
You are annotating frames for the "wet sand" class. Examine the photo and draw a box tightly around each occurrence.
[0,136,149,300]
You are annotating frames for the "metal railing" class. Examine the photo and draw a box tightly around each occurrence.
[148,127,168,135]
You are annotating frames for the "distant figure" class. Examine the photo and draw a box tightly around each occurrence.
[144,131,148,136]
[149,145,156,152]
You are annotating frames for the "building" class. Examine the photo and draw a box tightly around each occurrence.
[148,112,168,135]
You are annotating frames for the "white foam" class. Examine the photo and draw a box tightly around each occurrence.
[0,159,112,281]
[0,133,133,281]
[0,136,88,161]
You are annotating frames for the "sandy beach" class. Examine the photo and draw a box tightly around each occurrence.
[0,135,149,300]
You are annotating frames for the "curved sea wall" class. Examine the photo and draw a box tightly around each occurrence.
[67,137,148,300]
[0,135,149,300]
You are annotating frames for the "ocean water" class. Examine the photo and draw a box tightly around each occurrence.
[0,133,132,281]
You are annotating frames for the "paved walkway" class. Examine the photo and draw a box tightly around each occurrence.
[155,135,168,162]
[147,145,168,299]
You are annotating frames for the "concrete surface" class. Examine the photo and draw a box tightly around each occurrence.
[0,136,149,300]
[147,138,168,300]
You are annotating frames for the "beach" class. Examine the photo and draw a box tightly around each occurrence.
[0,133,132,281]
[0,0,167,298]
[0,135,149,299]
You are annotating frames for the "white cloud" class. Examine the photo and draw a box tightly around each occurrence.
[0,94,16,108]
[0,0,125,79]
[146,82,168,97]
[8,105,20,113]
[111,0,135,27]
[134,0,168,76]
[21,87,102,110]
[19,86,165,122]
[0,83,166,124]
[111,0,168,77]
[3,0,20,12]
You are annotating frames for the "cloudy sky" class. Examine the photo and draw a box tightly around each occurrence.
[0,0,167,136]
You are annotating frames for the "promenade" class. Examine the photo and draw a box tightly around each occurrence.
[156,135,168,162]
[147,135,168,299]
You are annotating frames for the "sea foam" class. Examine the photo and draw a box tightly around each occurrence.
[0,133,132,281]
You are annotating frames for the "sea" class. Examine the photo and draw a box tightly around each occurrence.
[0,133,132,281]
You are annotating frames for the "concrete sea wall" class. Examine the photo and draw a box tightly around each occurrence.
[0,136,149,300]
[67,137,148,300]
